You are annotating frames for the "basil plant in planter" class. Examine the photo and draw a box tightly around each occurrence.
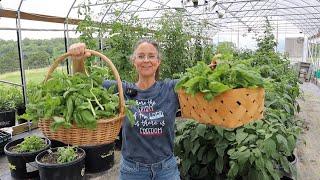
[36,146,86,180]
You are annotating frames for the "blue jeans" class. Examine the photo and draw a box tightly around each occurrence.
[119,155,180,180]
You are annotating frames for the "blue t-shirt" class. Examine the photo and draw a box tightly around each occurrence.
[103,79,179,164]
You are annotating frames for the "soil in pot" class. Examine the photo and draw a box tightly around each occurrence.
[80,142,115,173]
[36,146,86,180]
[4,136,51,179]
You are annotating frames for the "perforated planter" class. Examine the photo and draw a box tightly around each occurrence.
[177,88,265,128]
[80,142,115,173]
[36,147,86,180]
[4,137,51,179]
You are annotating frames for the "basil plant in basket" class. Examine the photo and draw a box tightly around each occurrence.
[20,66,135,131]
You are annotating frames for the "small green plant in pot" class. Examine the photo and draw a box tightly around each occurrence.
[0,85,18,127]
[36,146,86,180]
[4,135,51,179]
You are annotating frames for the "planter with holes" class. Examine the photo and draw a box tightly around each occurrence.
[4,137,51,179]
[177,88,265,128]
[80,142,115,173]
[36,147,86,180]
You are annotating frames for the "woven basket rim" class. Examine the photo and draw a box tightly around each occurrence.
[177,87,264,95]
[40,114,125,125]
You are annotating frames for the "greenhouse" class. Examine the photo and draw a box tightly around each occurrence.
[0,0,320,179]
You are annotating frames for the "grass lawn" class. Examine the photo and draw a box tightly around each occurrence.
[0,66,67,85]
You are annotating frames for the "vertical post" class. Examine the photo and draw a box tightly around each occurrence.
[237,22,240,48]
[276,18,279,52]
[317,41,319,72]
[16,3,27,109]
[99,30,103,66]
[64,23,70,74]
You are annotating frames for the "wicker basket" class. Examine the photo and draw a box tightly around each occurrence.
[177,88,265,128]
[38,50,125,146]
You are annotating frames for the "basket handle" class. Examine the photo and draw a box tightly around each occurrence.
[44,49,125,116]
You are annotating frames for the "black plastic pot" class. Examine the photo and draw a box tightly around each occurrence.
[50,139,67,148]
[287,154,297,164]
[281,176,293,180]
[278,153,297,179]
[0,130,11,154]
[17,106,27,124]
[36,147,86,180]
[80,142,115,173]
[0,110,16,128]
[4,137,51,179]
[115,128,122,150]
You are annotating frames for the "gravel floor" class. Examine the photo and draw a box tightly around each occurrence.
[296,82,320,180]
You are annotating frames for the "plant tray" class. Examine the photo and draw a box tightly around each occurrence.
[0,130,11,154]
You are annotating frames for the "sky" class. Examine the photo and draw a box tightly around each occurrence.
[0,0,305,51]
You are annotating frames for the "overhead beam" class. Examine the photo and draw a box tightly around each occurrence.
[0,9,81,25]
[0,27,77,31]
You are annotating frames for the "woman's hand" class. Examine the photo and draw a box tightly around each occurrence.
[209,54,221,70]
[68,43,91,74]
[68,43,91,61]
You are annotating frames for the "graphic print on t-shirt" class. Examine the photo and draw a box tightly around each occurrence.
[133,99,166,136]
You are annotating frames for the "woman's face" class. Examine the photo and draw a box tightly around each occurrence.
[133,42,160,79]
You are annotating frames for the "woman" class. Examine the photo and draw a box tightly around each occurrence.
[69,39,181,180]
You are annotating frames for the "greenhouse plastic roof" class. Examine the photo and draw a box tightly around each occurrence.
[1,0,320,38]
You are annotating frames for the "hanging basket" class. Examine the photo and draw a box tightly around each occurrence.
[38,50,125,146]
[177,87,265,128]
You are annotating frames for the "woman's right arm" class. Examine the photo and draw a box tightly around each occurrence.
[68,43,91,74]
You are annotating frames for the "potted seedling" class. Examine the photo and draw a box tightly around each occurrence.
[4,135,51,179]
[14,88,27,124]
[36,146,86,180]
[0,86,17,128]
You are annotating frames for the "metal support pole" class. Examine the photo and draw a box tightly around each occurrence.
[16,1,27,109]
[237,22,240,48]
[99,31,103,66]
[16,0,31,131]
[64,0,77,74]
[63,25,70,74]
